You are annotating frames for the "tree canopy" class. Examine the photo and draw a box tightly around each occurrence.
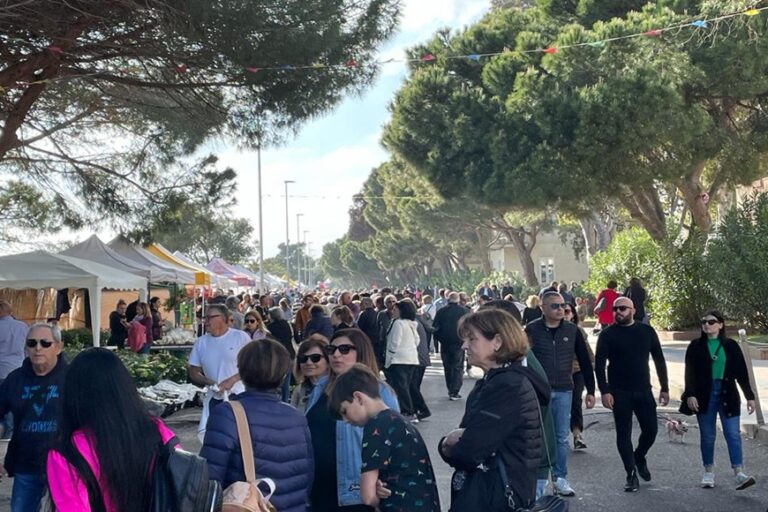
[0,0,400,242]
[384,1,768,244]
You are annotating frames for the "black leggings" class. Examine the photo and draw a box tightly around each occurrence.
[611,389,658,473]
[410,366,430,416]
[571,371,585,433]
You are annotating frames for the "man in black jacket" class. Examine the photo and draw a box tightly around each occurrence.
[0,323,68,511]
[433,292,470,400]
[357,297,379,353]
[525,291,595,498]
[595,296,669,492]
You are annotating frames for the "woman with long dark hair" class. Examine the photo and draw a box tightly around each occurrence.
[385,300,421,422]
[682,310,756,490]
[304,328,399,511]
[46,348,176,511]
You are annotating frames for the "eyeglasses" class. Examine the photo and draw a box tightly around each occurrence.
[26,339,54,349]
[701,319,720,326]
[547,303,567,310]
[613,306,631,312]
[326,344,357,355]
[298,353,324,364]
[204,314,222,320]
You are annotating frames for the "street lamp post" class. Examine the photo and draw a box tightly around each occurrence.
[296,213,303,288]
[284,180,295,286]
[303,229,309,290]
[257,144,265,293]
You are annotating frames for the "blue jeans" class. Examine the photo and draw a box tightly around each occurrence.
[698,379,743,468]
[11,473,45,512]
[550,390,573,479]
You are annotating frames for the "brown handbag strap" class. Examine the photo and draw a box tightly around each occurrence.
[229,400,257,483]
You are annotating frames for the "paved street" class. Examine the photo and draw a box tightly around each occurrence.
[3,347,768,511]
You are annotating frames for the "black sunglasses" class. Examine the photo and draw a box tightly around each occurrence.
[326,344,356,355]
[244,318,257,324]
[26,338,54,349]
[547,303,567,310]
[298,353,324,364]
[701,319,720,326]
[613,305,631,312]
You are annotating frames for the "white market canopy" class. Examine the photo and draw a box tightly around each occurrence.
[107,236,196,284]
[0,250,147,347]
[61,234,154,281]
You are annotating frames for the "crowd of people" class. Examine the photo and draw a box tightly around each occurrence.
[0,273,760,511]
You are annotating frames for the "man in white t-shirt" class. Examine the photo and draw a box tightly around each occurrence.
[188,304,252,407]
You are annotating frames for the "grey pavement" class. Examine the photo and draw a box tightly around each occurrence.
[3,348,768,511]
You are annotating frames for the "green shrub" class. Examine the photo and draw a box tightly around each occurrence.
[60,328,109,348]
[63,348,188,387]
[706,193,768,333]
[587,227,715,330]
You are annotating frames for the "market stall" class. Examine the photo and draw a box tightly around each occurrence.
[0,251,147,346]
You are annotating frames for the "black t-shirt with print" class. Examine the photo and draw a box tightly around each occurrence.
[361,409,440,511]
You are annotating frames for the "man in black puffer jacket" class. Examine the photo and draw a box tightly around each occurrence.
[525,291,595,498]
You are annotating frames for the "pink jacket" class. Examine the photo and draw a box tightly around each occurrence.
[47,420,176,512]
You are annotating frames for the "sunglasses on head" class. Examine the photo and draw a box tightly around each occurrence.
[701,319,720,326]
[298,353,324,364]
[548,303,567,310]
[326,344,356,355]
[26,339,54,349]
[613,305,631,312]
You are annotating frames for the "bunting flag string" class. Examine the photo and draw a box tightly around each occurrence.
[1,4,766,88]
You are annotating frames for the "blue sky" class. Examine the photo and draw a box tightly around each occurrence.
[218,0,491,259]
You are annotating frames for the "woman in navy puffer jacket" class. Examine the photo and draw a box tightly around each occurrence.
[201,339,313,512]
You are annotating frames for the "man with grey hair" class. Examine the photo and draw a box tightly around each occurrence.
[0,302,27,383]
[433,292,470,399]
[375,295,398,370]
[0,322,67,511]
[188,304,250,411]
[0,302,28,442]
[225,296,244,330]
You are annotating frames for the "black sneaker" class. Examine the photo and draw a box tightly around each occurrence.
[416,411,432,421]
[636,460,651,482]
[624,470,639,492]
[573,435,587,450]
[449,394,462,401]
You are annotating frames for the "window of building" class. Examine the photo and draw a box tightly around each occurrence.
[539,258,555,284]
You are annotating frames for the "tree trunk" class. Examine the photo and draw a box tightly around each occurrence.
[618,187,667,241]
[579,210,612,257]
[507,230,539,286]
[676,161,712,233]
[475,229,493,274]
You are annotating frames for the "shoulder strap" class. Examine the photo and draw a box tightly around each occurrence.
[229,401,257,483]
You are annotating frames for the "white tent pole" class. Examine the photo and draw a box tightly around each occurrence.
[90,285,102,347]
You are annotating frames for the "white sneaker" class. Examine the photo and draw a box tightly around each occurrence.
[553,477,575,497]
[735,472,756,490]
[701,472,715,488]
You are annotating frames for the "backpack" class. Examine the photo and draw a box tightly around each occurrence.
[151,437,223,512]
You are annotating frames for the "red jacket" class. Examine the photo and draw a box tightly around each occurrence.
[595,288,620,326]
[127,320,147,352]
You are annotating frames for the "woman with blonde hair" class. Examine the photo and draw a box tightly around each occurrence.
[522,295,542,325]
[439,309,550,510]
[243,310,270,341]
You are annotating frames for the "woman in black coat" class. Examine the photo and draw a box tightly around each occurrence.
[438,309,550,511]
[682,310,756,490]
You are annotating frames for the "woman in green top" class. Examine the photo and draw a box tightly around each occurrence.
[682,310,756,490]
